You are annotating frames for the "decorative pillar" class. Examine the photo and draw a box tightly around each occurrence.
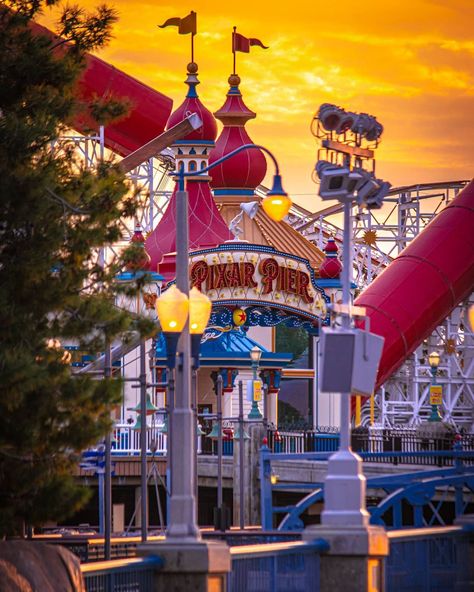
[260,369,281,427]
[218,368,238,419]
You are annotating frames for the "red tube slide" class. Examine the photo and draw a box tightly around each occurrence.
[355,179,474,389]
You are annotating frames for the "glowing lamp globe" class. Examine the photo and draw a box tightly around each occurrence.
[262,174,292,222]
[189,287,212,335]
[468,304,474,333]
[250,345,262,365]
[156,285,189,333]
[428,351,440,369]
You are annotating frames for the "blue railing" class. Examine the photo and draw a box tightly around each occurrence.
[81,555,163,591]
[228,539,329,592]
[260,445,474,530]
[386,526,472,592]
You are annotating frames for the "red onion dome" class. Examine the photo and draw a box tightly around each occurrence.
[319,236,342,279]
[126,224,151,271]
[209,74,267,195]
[166,62,217,142]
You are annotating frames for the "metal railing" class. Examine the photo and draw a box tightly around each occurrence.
[352,427,474,466]
[102,423,474,465]
[81,555,163,591]
[112,424,167,456]
[386,526,472,592]
[228,539,329,592]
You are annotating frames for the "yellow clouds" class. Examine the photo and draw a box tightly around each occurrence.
[38,0,474,206]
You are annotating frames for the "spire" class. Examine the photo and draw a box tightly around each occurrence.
[319,237,342,279]
[126,224,151,271]
[145,64,231,278]
[209,74,267,197]
[166,62,217,143]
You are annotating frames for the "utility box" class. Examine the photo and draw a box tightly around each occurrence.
[319,327,384,396]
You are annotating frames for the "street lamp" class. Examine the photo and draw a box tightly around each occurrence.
[248,346,263,420]
[157,142,290,541]
[156,284,189,369]
[428,351,442,422]
[177,143,293,223]
[189,286,212,367]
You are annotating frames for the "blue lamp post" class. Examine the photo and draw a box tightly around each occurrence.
[248,346,263,420]
[156,143,291,541]
[428,351,442,422]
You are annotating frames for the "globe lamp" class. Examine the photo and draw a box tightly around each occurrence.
[262,174,292,222]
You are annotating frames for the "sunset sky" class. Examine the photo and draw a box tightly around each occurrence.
[41,1,474,210]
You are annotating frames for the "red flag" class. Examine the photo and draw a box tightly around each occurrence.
[158,11,196,35]
[233,32,268,53]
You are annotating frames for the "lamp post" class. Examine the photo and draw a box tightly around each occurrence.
[248,346,263,420]
[428,351,442,422]
[154,143,290,541]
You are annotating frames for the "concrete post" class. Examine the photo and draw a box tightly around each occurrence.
[304,525,389,592]
[139,540,231,592]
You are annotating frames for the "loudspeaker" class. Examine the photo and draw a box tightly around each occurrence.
[240,200,259,220]
[319,328,385,396]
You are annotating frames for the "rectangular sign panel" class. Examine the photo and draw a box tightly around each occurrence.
[429,385,442,405]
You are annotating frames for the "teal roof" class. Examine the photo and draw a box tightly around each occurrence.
[155,329,293,368]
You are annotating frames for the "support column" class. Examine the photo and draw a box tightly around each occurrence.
[267,390,278,427]
[305,525,388,592]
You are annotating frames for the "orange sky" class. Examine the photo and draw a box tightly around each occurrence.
[40,1,474,210]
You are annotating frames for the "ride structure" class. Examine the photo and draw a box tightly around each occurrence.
[38,18,473,432]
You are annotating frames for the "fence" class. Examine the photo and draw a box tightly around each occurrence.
[112,423,167,456]
[386,526,472,591]
[109,422,474,462]
[352,427,474,466]
[228,539,329,592]
[81,555,163,591]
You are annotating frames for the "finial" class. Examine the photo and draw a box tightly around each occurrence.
[228,73,241,87]
[185,62,200,98]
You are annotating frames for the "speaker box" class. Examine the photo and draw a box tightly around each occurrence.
[319,328,384,396]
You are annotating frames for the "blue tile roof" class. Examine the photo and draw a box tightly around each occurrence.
[155,329,293,368]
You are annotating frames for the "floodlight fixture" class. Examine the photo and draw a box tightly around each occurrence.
[354,169,391,210]
[316,160,364,202]
[318,103,344,132]
[318,104,357,135]
[351,113,384,141]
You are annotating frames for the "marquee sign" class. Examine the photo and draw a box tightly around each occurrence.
[189,244,330,329]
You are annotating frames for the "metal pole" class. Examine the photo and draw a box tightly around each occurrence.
[98,468,104,534]
[216,375,223,529]
[321,200,369,527]
[166,371,174,528]
[238,380,245,530]
[104,341,112,559]
[167,182,199,539]
[192,367,198,500]
[263,383,268,433]
[340,201,352,451]
[139,338,148,542]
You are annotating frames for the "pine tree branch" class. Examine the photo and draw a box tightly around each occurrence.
[45,187,91,215]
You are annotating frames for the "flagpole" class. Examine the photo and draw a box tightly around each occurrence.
[232,26,236,74]
[191,33,195,63]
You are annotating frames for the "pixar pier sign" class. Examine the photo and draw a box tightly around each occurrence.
[189,244,329,323]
